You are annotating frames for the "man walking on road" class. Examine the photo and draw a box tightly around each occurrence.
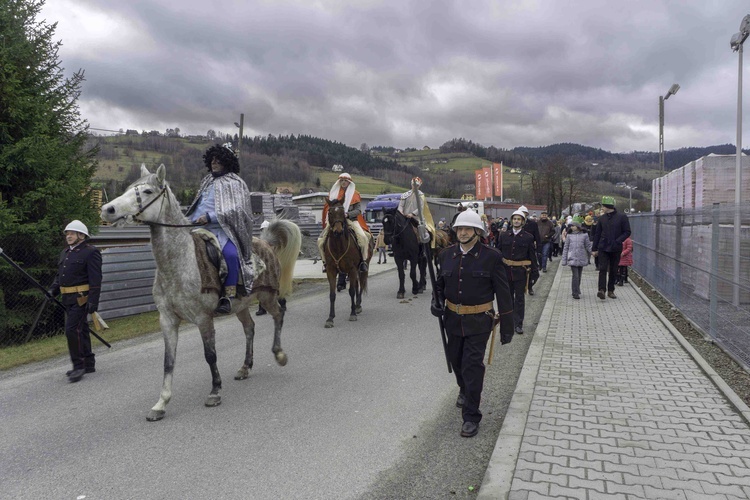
[537,211,555,272]
[431,210,514,438]
[48,220,102,382]
[497,209,539,334]
[592,195,631,300]
[518,206,541,295]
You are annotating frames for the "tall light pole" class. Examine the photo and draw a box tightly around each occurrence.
[659,84,680,176]
[625,185,638,213]
[730,15,750,306]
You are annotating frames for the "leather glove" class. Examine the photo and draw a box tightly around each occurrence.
[347,212,358,221]
[86,302,98,314]
[430,295,445,318]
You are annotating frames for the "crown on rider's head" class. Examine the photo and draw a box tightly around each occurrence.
[221,143,237,156]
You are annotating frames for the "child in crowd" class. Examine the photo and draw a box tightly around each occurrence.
[375,229,388,264]
[561,216,592,299]
[617,236,633,286]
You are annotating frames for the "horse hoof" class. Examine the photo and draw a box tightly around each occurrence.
[234,367,249,380]
[146,410,165,422]
[325,320,334,328]
[205,395,222,407]
[349,315,357,321]
[355,306,362,314]
[275,351,288,366]
[397,292,405,299]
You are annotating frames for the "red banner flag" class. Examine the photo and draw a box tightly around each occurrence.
[475,170,484,199]
[483,167,492,200]
[493,163,503,198]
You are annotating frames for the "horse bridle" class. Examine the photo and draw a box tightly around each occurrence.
[326,206,354,271]
[384,212,409,240]
[131,183,204,228]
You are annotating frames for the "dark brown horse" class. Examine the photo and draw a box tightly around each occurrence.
[432,228,452,272]
[381,208,427,298]
[322,199,372,328]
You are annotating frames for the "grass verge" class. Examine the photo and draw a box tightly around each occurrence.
[0,311,162,372]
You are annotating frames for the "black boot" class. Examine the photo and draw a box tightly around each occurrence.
[215,297,232,314]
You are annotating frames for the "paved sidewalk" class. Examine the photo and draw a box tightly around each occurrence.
[480,265,750,499]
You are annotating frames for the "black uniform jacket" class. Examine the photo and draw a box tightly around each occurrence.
[592,209,631,253]
[497,229,539,283]
[436,241,514,342]
[523,220,541,249]
[50,242,103,308]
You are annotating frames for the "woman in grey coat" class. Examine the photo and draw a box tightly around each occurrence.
[561,216,592,299]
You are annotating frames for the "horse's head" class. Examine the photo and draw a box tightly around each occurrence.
[326,199,347,234]
[381,207,401,245]
[101,164,172,226]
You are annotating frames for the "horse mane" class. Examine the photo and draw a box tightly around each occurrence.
[126,172,165,191]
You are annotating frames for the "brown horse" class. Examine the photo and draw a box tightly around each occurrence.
[432,228,452,272]
[322,199,372,328]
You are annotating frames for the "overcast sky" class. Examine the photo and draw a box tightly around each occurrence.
[40,0,750,153]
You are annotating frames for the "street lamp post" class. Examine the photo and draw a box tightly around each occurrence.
[659,84,680,176]
[626,185,638,213]
[730,15,750,306]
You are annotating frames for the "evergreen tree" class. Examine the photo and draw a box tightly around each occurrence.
[0,0,98,266]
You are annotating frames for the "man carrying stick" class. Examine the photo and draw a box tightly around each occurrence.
[48,220,103,383]
[431,209,514,438]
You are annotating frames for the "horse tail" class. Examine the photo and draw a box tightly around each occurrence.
[262,219,302,298]
[359,269,368,294]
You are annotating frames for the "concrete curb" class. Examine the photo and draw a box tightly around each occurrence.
[630,280,750,425]
[477,263,565,499]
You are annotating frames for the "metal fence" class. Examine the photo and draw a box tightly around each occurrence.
[0,222,327,347]
[630,203,750,371]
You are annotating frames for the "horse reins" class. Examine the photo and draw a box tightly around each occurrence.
[326,210,356,272]
[131,184,205,228]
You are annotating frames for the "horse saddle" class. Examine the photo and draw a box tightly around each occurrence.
[191,229,267,295]
[192,229,227,294]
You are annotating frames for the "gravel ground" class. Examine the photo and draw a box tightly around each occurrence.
[630,271,750,407]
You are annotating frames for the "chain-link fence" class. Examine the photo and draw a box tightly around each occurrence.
[630,203,750,371]
[0,246,65,347]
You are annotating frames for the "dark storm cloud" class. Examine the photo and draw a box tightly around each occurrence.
[44,0,750,152]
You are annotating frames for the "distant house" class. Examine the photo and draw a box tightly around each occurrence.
[331,164,344,172]
[422,146,430,150]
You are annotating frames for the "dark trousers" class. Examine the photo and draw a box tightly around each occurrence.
[65,303,94,370]
[618,266,629,283]
[597,251,622,292]
[570,266,583,296]
[447,332,491,423]
[508,278,527,328]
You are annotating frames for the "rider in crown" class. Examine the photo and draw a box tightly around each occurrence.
[186,143,255,314]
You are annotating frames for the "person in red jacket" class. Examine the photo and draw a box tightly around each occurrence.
[617,236,633,286]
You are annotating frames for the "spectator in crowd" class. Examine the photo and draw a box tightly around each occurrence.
[617,236,633,286]
[537,211,555,272]
[375,228,388,264]
[551,219,562,257]
[561,216,592,300]
[592,196,631,300]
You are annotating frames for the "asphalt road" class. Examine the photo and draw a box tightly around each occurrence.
[0,259,558,500]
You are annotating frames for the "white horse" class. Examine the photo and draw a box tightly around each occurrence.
[101,165,301,421]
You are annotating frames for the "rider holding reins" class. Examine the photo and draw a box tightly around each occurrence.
[186,143,255,314]
[318,172,371,274]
